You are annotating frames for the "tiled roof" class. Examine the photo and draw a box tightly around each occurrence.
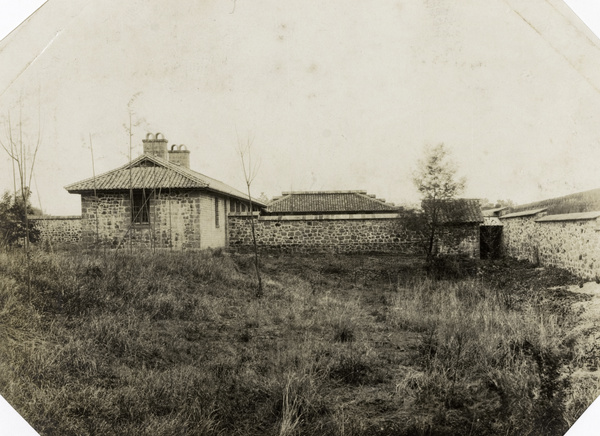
[422,199,483,224]
[500,208,547,219]
[65,154,265,205]
[266,191,398,214]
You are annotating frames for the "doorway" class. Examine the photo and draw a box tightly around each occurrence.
[480,226,502,259]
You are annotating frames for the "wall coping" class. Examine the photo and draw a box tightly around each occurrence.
[229,213,400,221]
[535,211,600,222]
[500,208,548,219]
[228,212,261,217]
[28,215,82,220]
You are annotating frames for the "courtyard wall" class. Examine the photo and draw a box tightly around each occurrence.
[229,213,418,254]
[29,215,82,244]
[500,211,600,279]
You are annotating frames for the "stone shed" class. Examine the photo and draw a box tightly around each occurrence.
[422,198,485,258]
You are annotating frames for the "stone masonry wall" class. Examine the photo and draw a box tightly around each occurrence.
[153,191,202,250]
[501,214,600,279]
[436,225,481,259]
[29,216,82,244]
[228,213,420,254]
[500,215,542,262]
[80,191,204,250]
[81,193,129,247]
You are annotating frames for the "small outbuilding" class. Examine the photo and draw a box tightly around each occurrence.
[66,133,265,250]
[421,198,484,258]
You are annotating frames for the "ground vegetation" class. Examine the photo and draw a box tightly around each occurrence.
[0,249,596,435]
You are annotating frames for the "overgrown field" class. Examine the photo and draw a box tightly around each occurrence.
[0,248,598,435]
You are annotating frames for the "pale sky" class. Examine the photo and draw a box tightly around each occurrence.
[2,2,598,45]
[2,0,600,214]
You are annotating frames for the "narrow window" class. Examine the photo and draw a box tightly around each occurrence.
[215,196,220,227]
[230,199,235,212]
[132,191,149,224]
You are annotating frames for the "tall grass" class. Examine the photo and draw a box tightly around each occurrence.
[0,249,593,435]
[392,277,578,435]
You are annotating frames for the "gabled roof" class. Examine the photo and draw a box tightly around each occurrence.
[500,208,548,219]
[266,191,398,214]
[65,154,265,205]
[422,199,484,224]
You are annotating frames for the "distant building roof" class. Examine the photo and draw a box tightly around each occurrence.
[507,188,600,215]
[65,153,264,205]
[266,191,398,214]
[422,198,484,224]
[500,208,548,219]
[482,206,508,217]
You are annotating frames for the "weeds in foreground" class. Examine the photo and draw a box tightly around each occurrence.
[0,249,593,435]
[391,277,576,435]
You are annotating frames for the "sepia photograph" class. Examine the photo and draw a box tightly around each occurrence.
[2,0,600,434]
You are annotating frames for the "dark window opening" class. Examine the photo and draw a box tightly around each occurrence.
[132,191,150,224]
[215,196,220,227]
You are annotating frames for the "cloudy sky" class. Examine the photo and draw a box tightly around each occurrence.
[2,0,600,214]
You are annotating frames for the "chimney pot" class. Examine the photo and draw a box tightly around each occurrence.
[142,132,168,160]
[168,144,190,168]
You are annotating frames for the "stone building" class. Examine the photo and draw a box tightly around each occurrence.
[65,133,265,250]
[422,199,484,258]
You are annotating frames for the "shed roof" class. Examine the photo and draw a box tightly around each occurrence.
[65,154,265,205]
[266,191,398,214]
[500,208,548,219]
[422,198,484,224]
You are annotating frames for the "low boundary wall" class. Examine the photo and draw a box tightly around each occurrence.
[228,213,419,254]
[29,215,82,245]
[500,210,600,279]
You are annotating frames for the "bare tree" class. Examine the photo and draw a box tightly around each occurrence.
[412,143,466,262]
[0,111,42,297]
[237,134,263,297]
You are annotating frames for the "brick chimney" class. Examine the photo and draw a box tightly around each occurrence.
[168,144,190,168]
[142,132,168,160]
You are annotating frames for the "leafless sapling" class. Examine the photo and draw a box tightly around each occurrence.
[237,134,263,297]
